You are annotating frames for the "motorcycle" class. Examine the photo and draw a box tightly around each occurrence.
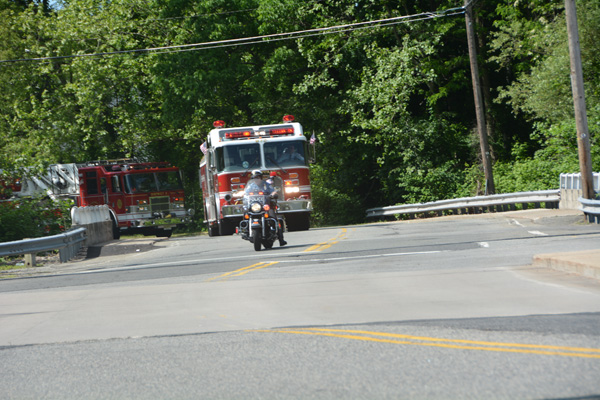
[238,192,285,251]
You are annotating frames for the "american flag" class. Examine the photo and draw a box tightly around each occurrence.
[200,141,208,155]
[310,133,316,144]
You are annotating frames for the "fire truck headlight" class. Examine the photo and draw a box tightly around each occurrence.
[173,197,185,209]
[250,202,262,213]
[137,199,149,212]
[285,186,300,194]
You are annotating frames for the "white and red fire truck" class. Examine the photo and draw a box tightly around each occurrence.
[5,160,192,238]
[200,115,313,236]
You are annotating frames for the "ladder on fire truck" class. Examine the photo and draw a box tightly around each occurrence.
[15,164,80,199]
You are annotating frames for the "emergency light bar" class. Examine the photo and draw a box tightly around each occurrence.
[225,130,252,139]
[220,125,296,141]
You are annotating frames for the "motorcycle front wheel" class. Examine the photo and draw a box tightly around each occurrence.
[252,229,262,251]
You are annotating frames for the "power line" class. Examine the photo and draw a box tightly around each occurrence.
[0,6,465,65]
[149,11,466,57]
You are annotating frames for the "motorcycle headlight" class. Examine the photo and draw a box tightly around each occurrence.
[250,202,262,213]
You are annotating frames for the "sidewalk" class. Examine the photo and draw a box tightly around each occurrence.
[500,208,600,280]
[533,250,600,280]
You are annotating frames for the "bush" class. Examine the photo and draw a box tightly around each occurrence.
[0,197,72,243]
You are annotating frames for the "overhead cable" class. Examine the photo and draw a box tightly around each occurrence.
[0,6,465,64]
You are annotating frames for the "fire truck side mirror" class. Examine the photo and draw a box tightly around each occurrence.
[208,151,216,170]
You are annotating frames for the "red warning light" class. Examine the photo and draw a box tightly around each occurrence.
[282,115,295,122]
[213,120,226,128]
[270,128,294,135]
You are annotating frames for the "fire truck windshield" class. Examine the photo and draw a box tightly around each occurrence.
[213,140,307,173]
[124,171,183,193]
[265,140,307,168]
[216,143,260,172]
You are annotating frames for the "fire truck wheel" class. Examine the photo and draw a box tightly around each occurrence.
[111,216,121,240]
[286,213,310,232]
[156,229,172,238]
[218,220,236,236]
[207,223,219,237]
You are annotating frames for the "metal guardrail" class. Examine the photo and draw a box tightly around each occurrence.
[366,190,560,219]
[0,227,86,266]
[579,197,600,224]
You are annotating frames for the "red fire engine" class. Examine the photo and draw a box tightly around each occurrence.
[200,115,313,236]
[5,160,192,238]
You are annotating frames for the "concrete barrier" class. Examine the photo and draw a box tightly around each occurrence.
[559,172,600,209]
[71,206,113,246]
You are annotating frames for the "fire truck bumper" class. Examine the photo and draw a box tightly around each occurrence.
[221,205,245,218]
[140,214,192,228]
[276,200,313,213]
[221,200,312,219]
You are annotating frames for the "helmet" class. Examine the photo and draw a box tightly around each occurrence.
[251,169,263,179]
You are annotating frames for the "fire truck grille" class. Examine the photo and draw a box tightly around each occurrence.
[150,196,170,212]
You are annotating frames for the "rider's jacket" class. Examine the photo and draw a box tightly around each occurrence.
[243,178,275,212]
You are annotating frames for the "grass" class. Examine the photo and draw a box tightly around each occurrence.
[0,259,27,279]
[0,263,25,271]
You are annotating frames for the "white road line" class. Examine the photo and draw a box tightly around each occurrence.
[528,230,548,236]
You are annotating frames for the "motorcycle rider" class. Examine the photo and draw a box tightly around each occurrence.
[244,170,287,247]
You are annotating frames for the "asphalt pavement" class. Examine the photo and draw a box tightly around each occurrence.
[2,208,599,280]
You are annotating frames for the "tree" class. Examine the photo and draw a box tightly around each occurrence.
[489,0,600,190]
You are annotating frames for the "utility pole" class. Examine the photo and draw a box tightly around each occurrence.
[464,0,495,195]
[565,0,594,199]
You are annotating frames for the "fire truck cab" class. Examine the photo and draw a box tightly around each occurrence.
[4,160,192,238]
[200,116,313,236]
[77,161,191,238]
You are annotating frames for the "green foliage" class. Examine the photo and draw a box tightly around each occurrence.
[483,0,600,195]
[0,197,72,242]
[309,164,364,226]
[1,0,598,227]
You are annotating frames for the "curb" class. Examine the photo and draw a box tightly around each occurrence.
[533,250,600,280]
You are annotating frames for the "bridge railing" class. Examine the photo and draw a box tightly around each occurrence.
[366,190,560,220]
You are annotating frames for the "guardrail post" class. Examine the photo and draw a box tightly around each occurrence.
[24,254,36,267]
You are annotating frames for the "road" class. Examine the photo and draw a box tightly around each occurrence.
[1,210,599,399]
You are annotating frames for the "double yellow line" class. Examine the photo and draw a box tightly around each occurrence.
[206,228,348,281]
[206,261,280,282]
[304,228,348,252]
[253,327,600,359]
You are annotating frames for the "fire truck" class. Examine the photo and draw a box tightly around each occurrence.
[5,160,192,238]
[200,115,313,236]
